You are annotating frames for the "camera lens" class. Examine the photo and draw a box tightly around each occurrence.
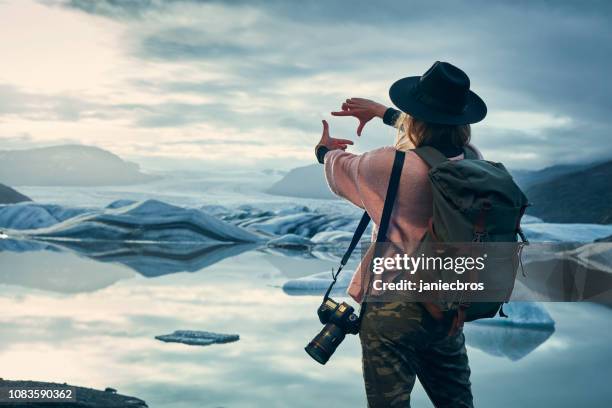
[304,323,346,365]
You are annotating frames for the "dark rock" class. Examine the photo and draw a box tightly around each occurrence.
[0,379,147,407]
[0,183,31,204]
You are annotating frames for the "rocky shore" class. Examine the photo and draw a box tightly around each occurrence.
[0,379,147,407]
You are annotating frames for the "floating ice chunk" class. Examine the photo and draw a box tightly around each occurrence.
[471,302,555,329]
[155,330,239,346]
[282,269,354,295]
[267,234,313,250]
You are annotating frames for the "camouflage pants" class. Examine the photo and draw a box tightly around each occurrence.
[359,302,473,408]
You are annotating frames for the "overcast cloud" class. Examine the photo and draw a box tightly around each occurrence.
[0,0,610,170]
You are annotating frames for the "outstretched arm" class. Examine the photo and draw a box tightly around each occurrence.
[314,120,353,164]
[313,121,363,208]
[331,98,402,135]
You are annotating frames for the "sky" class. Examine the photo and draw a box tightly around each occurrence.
[0,0,610,171]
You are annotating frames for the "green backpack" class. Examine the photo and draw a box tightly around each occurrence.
[328,145,530,324]
[413,145,530,321]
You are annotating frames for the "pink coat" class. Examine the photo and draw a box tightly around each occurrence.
[323,145,482,303]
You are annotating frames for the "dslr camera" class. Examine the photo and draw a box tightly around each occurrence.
[305,297,360,365]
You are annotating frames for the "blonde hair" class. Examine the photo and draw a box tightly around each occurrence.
[393,112,471,152]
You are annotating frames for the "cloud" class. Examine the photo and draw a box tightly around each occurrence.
[7,0,609,169]
[0,84,105,121]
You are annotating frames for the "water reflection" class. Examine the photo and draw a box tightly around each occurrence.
[464,324,554,361]
[0,242,611,407]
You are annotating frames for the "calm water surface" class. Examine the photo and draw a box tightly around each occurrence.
[1,247,611,408]
[2,175,611,407]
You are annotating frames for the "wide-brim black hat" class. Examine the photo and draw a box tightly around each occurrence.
[389,61,487,125]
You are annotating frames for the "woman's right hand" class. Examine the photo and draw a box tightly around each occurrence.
[331,98,388,136]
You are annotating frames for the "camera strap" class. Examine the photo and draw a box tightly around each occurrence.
[323,150,406,300]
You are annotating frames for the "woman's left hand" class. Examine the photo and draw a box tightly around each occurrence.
[317,120,354,151]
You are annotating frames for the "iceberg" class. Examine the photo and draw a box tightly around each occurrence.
[228,205,363,239]
[282,268,356,296]
[310,230,356,245]
[0,202,91,230]
[471,302,555,329]
[155,330,239,346]
[15,200,263,244]
[263,252,337,279]
[267,234,313,250]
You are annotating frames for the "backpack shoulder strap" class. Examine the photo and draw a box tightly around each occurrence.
[376,149,405,243]
[323,150,405,300]
[413,145,448,168]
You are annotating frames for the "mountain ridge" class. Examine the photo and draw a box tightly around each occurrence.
[525,159,612,224]
[0,144,157,186]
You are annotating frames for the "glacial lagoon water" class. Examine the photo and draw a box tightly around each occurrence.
[1,172,611,407]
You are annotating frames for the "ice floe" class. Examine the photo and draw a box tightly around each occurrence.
[155,330,239,346]
[471,302,555,329]
[282,268,356,296]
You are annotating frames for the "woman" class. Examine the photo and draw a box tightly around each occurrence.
[314,62,487,408]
